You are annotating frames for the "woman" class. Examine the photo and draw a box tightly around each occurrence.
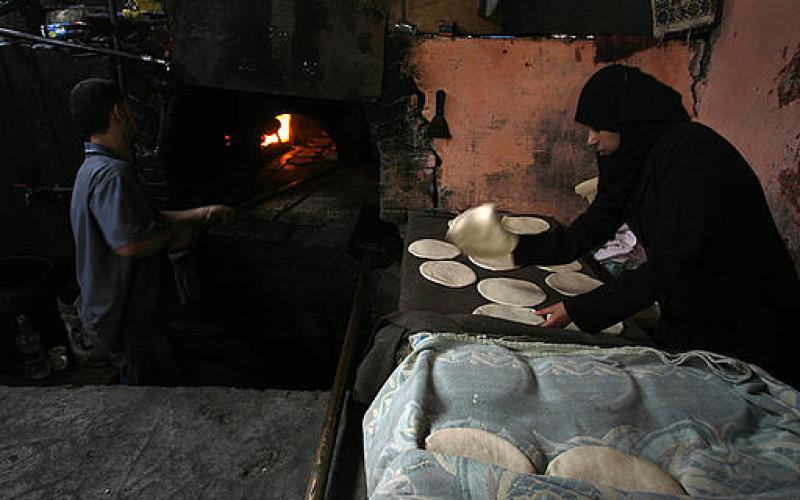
[517,65,799,385]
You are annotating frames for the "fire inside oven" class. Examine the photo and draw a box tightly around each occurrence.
[222,113,337,163]
[162,89,353,209]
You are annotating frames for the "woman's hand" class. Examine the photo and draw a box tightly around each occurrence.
[535,302,571,328]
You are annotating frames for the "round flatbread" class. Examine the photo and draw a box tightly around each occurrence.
[288,156,313,165]
[546,445,685,495]
[473,303,544,326]
[501,216,551,235]
[294,149,319,158]
[537,260,582,273]
[420,261,476,288]
[468,253,519,271]
[426,428,537,474]
[446,204,518,259]
[574,177,599,203]
[566,322,624,335]
[545,271,603,296]
[408,239,461,260]
[477,278,547,307]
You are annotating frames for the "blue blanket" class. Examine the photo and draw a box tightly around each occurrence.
[364,333,800,499]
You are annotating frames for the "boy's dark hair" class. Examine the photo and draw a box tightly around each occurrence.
[69,78,123,137]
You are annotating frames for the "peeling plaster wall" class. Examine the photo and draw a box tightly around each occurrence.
[694,0,800,269]
[409,38,694,222]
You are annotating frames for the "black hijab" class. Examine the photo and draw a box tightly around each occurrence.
[575,65,690,218]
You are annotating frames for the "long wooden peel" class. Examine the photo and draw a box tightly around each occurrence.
[234,163,337,212]
[305,258,368,500]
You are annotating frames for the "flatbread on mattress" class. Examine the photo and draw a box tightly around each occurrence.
[426,428,537,474]
[546,445,685,495]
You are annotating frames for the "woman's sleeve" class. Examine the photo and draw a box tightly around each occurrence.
[564,261,657,332]
[512,197,624,266]
[564,129,721,332]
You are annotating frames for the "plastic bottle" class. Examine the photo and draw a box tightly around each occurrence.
[16,314,51,380]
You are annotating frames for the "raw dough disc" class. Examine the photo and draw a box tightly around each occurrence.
[477,278,547,307]
[566,322,624,335]
[408,239,461,260]
[545,271,603,296]
[294,149,320,157]
[501,216,551,235]
[426,428,537,474]
[288,156,313,165]
[473,303,544,326]
[537,261,582,273]
[468,253,519,271]
[419,261,476,288]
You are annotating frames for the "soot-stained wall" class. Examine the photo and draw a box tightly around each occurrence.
[393,0,799,268]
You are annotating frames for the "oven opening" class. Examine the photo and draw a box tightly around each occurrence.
[159,87,390,390]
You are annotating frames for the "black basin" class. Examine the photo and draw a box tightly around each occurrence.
[0,256,53,314]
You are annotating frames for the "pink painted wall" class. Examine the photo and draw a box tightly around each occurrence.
[695,0,800,269]
[408,1,800,266]
[411,38,694,221]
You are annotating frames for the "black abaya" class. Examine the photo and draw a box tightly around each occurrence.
[513,66,800,385]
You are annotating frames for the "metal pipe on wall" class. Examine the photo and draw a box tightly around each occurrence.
[0,26,168,66]
[106,0,125,94]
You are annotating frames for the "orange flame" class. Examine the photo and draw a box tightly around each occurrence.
[261,114,292,147]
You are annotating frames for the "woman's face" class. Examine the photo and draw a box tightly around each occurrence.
[586,128,621,156]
